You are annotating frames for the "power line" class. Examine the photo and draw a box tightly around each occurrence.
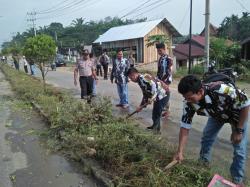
[234,0,249,12]
[37,0,73,14]
[37,0,86,15]
[178,2,190,30]
[131,0,173,20]
[36,0,98,20]
[120,0,153,19]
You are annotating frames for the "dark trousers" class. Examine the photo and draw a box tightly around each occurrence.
[96,65,102,76]
[24,65,28,73]
[102,64,108,79]
[79,76,93,99]
[152,96,168,131]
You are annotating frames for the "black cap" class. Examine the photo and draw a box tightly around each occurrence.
[155,43,165,49]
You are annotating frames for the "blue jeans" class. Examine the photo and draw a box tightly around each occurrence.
[116,83,128,105]
[92,79,97,96]
[30,65,35,75]
[152,96,168,131]
[200,117,249,184]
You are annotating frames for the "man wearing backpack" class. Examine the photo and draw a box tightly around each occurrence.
[173,75,250,186]
[99,51,110,80]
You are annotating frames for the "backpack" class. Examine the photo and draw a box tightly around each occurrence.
[202,73,246,102]
[202,73,235,87]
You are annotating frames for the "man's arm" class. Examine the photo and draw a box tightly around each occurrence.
[174,127,190,163]
[74,64,78,86]
[231,106,249,144]
[110,60,115,83]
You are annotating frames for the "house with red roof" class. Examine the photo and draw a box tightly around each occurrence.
[173,23,218,68]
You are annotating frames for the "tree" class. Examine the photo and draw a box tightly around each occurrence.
[23,34,56,89]
[210,37,227,68]
[146,34,169,47]
[218,12,250,41]
[210,37,241,68]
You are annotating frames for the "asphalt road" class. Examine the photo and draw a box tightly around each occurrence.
[0,70,98,187]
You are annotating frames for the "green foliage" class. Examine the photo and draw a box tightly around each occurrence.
[2,17,147,50]
[23,34,56,86]
[23,34,56,64]
[218,12,250,41]
[1,64,216,187]
[190,65,204,75]
[210,37,241,68]
[146,34,170,47]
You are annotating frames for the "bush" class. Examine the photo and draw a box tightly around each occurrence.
[1,64,216,186]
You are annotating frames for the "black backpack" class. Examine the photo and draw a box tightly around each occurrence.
[202,73,247,102]
[202,73,235,87]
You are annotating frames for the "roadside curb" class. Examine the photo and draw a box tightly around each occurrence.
[30,101,114,187]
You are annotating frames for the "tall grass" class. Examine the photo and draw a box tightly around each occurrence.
[1,64,215,187]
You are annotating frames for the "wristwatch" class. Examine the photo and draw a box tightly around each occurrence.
[235,127,244,134]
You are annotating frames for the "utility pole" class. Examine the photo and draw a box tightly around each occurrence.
[204,0,210,72]
[27,11,37,36]
[188,0,193,74]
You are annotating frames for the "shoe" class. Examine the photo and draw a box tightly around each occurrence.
[147,125,154,130]
[121,104,129,109]
[116,104,123,107]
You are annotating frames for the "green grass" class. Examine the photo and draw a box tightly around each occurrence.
[0,64,222,187]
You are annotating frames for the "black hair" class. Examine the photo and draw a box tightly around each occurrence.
[117,48,123,53]
[178,75,202,95]
[156,43,165,49]
[126,67,139,76]
[89,53,93,58]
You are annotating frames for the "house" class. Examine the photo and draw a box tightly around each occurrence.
[241,37,250,60]
[200,23,218,37]
[173,35,205,68]
[173,23,219,68]
[173,43,205,68]
[93,18,181,64]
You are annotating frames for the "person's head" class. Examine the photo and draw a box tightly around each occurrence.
[126,67,139,82]
[156,43,166,56]
[82,49,89,60]
[102,49,107,55]
[117,49,123,60]
[178,75,204,103]
[89,53,94,59]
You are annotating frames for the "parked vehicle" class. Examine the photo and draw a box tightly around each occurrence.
[55,54,66,67]
[203,61,237,83]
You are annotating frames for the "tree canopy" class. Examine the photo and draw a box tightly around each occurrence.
[217,12,250,41]
[2,17,146,51]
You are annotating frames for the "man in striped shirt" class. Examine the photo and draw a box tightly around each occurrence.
[127,67,169,133]
[173,75,250,186]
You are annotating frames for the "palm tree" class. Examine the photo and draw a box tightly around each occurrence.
[71,18,85,27]
[146,34,169,47]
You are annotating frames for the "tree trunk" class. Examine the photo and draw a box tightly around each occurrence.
[39,62,46,91]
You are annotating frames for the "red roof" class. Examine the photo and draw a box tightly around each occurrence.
[191,35,205,47]
[173,43,205,60]
[183,35,206,48]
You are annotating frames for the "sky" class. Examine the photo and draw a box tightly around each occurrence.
[0,0,249,47]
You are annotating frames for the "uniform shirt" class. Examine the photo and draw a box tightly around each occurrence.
[110,58,129,84]
[181,82,250,129]
[137,74,167,106]
[157,54,172,84]
[75,58,94,77]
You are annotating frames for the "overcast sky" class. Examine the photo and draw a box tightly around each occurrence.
[0,0,249,46]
